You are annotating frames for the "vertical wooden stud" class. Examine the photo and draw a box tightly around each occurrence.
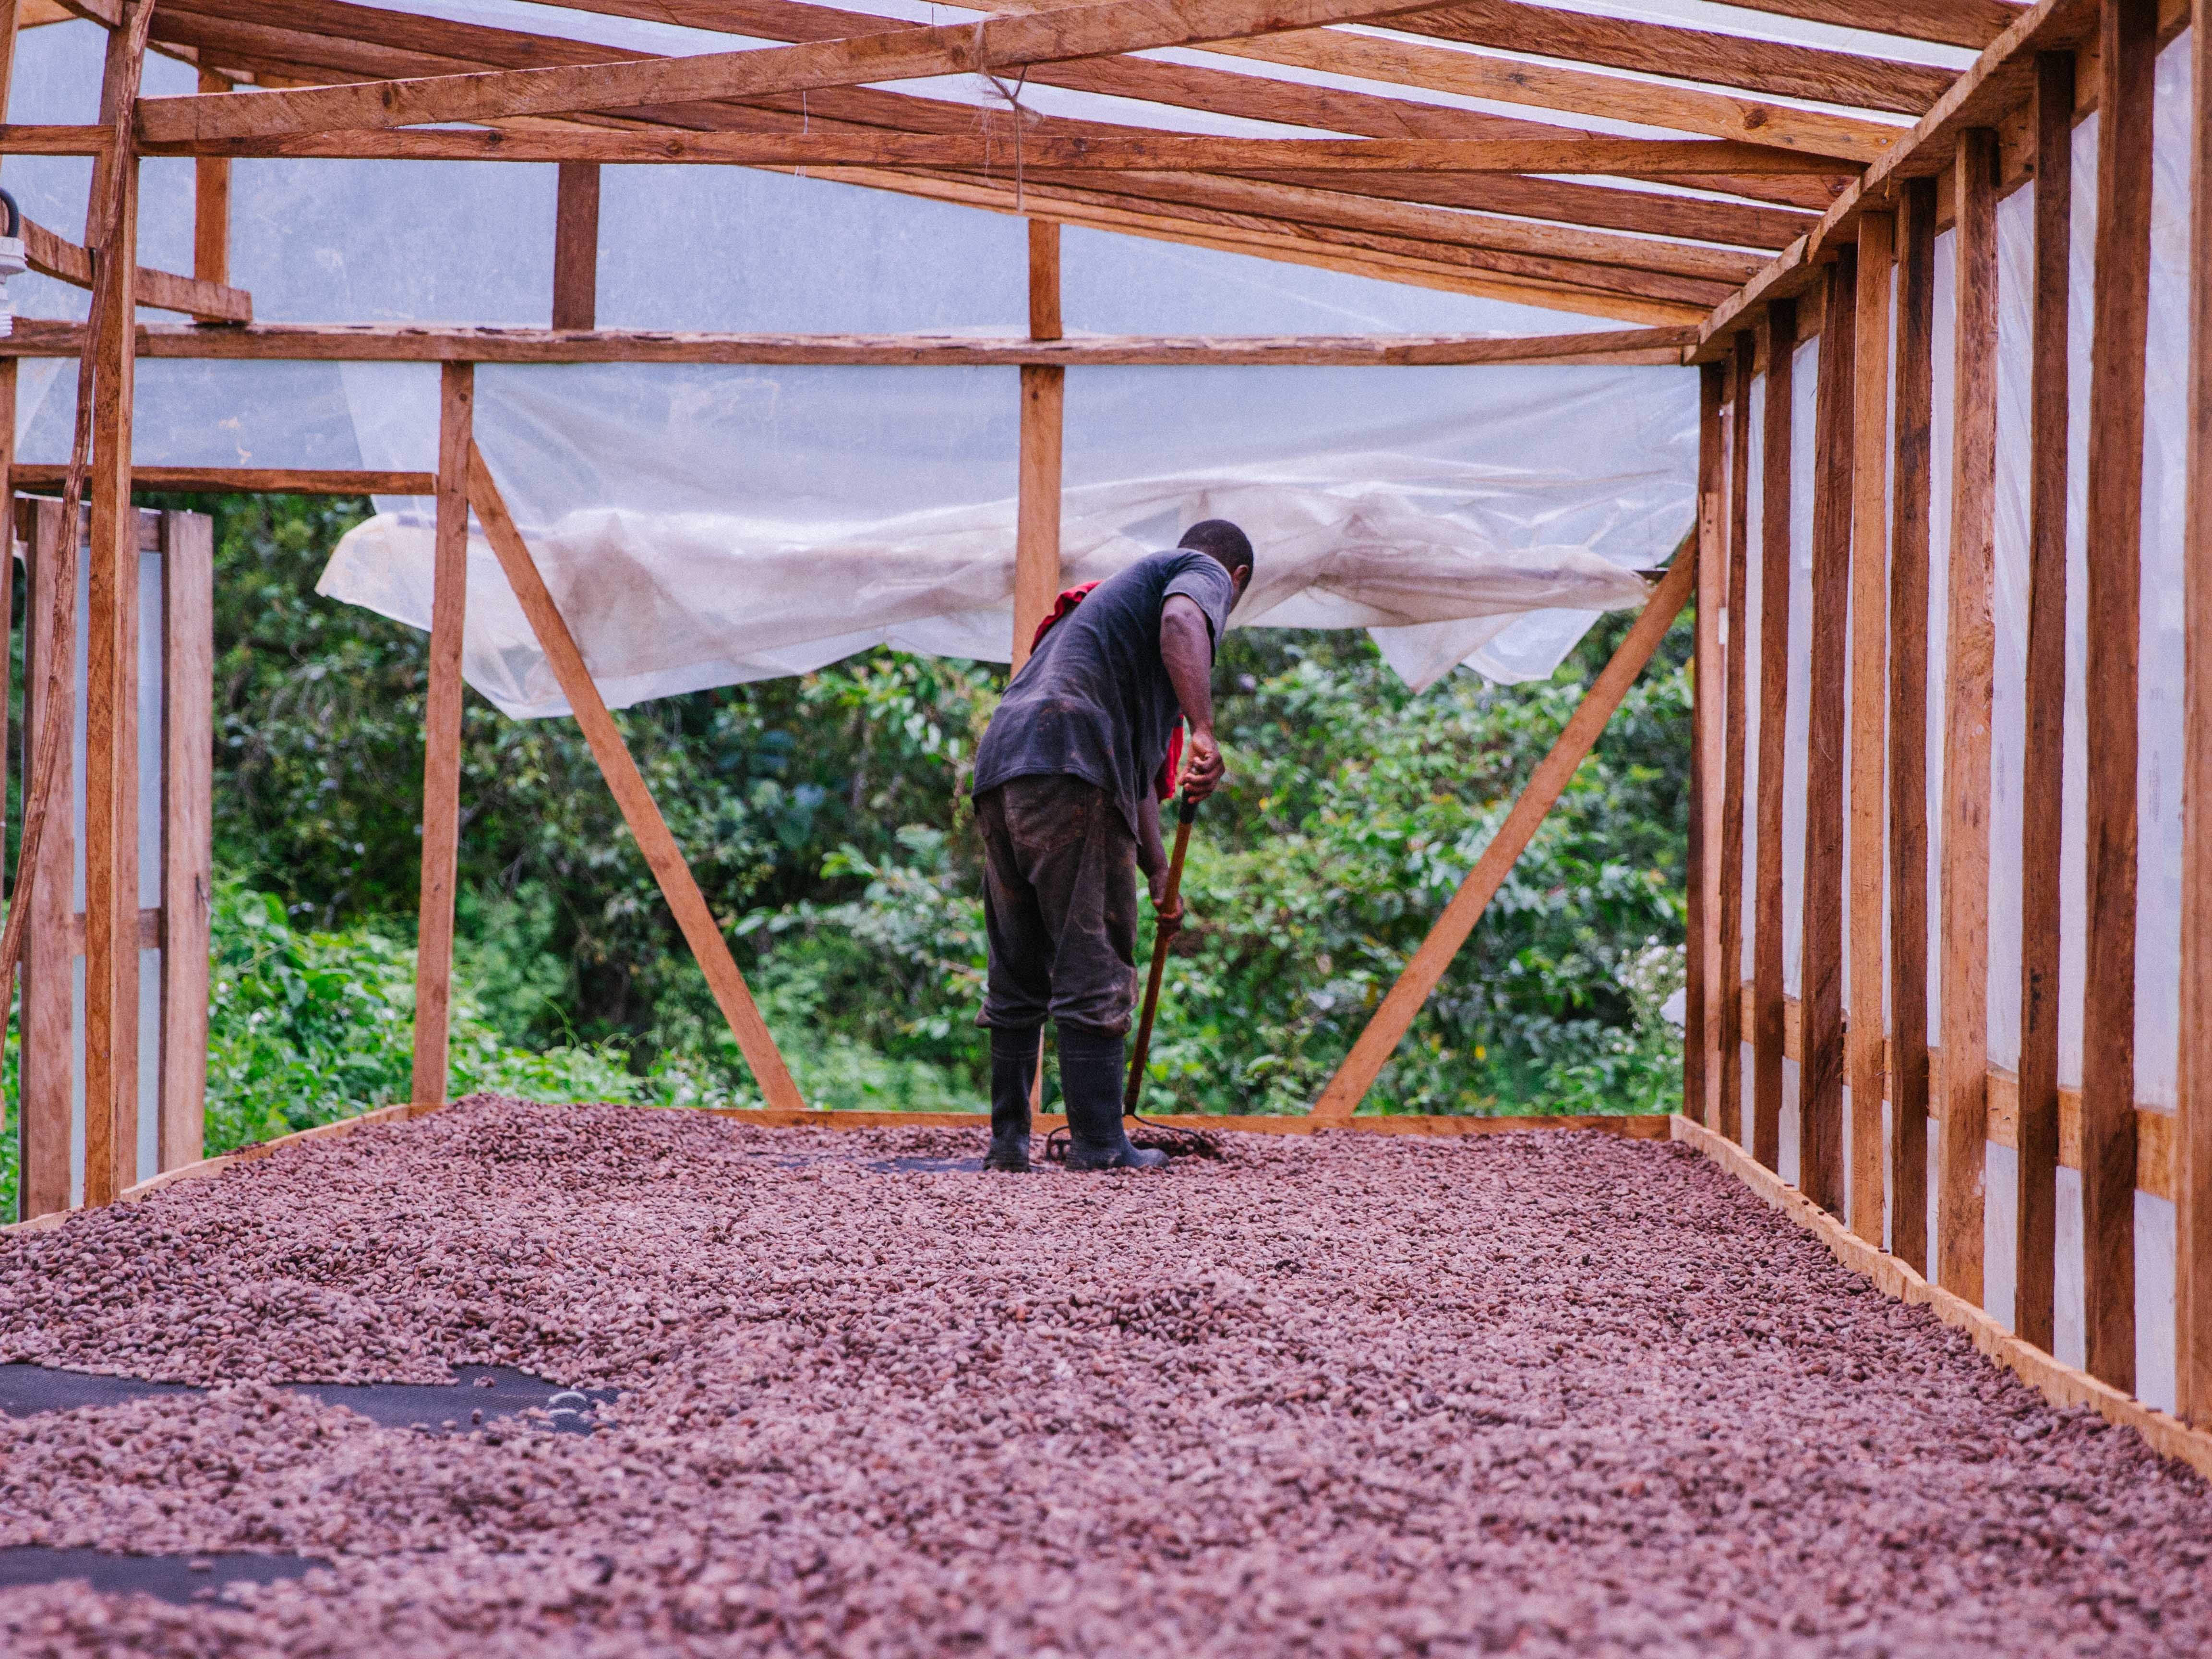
[2179,0,2212,1428]
[1752,298,1797,1172]
[552,161,599,331]
[2017,50,2077,1356]
[192,69,229,289]
[1936,128,2001,1306]
[158,510,213,1172]
[410,363,474,1108]
[1802,248,1858,1217]
[1014,219,1064,674]
[0,0,22,151]
[15,497,68,1221]
[1719,331,1755,1146]
[1848,214,1895,1246]
[1888,175,1937,1274]
[1688,361,1726,1124]
[83,24,143,1205]
[2080,0,2158,1393]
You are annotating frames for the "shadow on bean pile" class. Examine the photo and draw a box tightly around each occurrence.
[0,1093,2208,1657]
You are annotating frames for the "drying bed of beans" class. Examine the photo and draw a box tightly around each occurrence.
[0,1094,2207,1657]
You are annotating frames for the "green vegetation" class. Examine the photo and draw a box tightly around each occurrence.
[3,493,1690,1212]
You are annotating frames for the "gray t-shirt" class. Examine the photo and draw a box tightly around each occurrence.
[973,550,1236,832]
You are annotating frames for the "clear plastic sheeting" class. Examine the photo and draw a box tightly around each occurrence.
[313,355,1684,717]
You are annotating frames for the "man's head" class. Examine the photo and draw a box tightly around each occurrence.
[1178,519,1254,604]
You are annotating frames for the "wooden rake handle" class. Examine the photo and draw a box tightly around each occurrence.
[1124,792,1198,1114]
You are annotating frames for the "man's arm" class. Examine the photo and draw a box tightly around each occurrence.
[1160,594,1225,800]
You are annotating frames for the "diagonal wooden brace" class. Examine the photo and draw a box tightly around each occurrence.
[465,444,809,1113]
[1308,543,1695,1124]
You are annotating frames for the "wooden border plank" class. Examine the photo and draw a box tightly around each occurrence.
[1672,1112,2212,1484]
[1719,331,1755,1146]
[551,159,598,331]
[18,214,250,324]
[15,497,71,1222]
[1801,248,1857,1217]
[409,362,472,1109]
[1752,298,1797,1172]
[157,507,212,1172]
[1887,175,1937,1273]
[1847,212,1894,1246]
[1309,549,1695,1123]
[1689,361,1726,1126]
[2017,49,2076,1358]
[2080,0,2159,1394]
[1936,128,2001,1306]
[2179,0,2212,1431]
[464,443,808,1114]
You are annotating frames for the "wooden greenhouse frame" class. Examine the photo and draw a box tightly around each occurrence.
[3,0,2212,1474]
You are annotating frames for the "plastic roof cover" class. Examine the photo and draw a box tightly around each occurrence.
[2,6,1755,713]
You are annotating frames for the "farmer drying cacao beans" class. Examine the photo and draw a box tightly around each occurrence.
[970,520,1254,1172]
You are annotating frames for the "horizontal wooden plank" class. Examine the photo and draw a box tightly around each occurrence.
[133,0,1452,144]
[1394,0,1957,116]
[1704,0,2026,52]
[64,906,163,951]
[0,123,109,154]
[152,127,1854,176]
[10,464,435,493]
[1675,1112,2212,1482]
[0,319,1696,365]
[1739,983,2176,1200]
[18,214,252,323]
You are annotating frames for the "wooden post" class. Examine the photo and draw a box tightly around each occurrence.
[1688,361,1725,1125]
[553,161,599,330]
[0,2,21,174]
[1888,175,1937,1274]
[83,22,145,1207]
[2179,0,2212,1429]
[1718,330,1755,1146]
[192,70,230,289]
[2080,0,2159,1393]
[1847,214,1894,1246]
[1013,219,1064,674]
[465,444,808,1113]
[1936,128,2001,1306]
[2017,50,2077,1357]
[15,498,69,1221]
[1310,549,1695,1122]
[1752,297,1796,1172]
[158,510,214,1172]
[1801,248,1856,1218]
[410,362,473,1108]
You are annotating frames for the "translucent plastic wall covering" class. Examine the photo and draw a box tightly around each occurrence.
[7,16,1700,715]
[1731,33,2198,1410]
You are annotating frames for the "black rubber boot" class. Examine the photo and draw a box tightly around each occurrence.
[986,1027,1039,1172]
[1058,1025,1167,1172]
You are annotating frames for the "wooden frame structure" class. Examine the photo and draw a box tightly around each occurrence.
[5,0,2212,1465]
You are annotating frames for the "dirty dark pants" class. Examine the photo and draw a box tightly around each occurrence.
[976,774,1139,1037]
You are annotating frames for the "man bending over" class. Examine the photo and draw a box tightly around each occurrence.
[971,519,1254,1172]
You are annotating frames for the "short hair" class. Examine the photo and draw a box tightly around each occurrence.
[1178,518,1254,577]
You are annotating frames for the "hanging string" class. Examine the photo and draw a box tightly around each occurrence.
[972,20,1038,213]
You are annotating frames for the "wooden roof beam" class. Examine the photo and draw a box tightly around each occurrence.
[154,127,1848,177]
[132,0,1464,144]
[1716,0,2027,52]
[1391,1,1957,115]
